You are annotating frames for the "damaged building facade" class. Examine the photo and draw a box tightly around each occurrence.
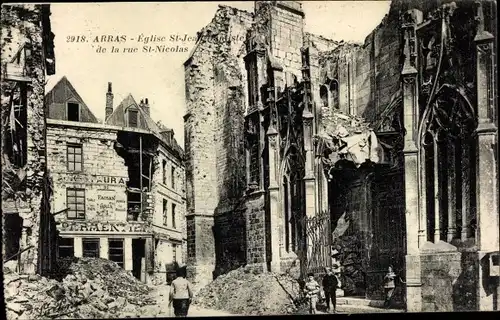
[1,4,57,276]
[45,77,186,283]
[185,0,498,312]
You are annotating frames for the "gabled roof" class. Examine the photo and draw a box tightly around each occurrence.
[45,76,99,123]
[106,94,184,159]
[105,94,161,132]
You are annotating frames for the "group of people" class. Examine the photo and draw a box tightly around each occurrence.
[303,263,404,314]
[303,266,341,314]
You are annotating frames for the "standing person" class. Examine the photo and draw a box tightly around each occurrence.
[169,266,194,317]
[382,265,396,309]
[322,267,339,313]
[303,272,321,314]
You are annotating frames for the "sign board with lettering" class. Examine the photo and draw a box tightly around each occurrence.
[97,189,116,217]
[61,174,128,185]
[59,221,150,234]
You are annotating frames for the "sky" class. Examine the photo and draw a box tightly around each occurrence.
[45,1,391,146]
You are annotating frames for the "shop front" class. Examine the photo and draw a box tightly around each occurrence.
[57,220,154,282]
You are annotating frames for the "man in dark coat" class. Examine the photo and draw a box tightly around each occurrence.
[322,267,339,313]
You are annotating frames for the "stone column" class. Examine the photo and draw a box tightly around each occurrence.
[267,127,281,273]
[474,1,499,311]
[124,237,133,272]
[74,236,83,258]
[447,141,457,242]
[401,8,423,312]
[99,237,108,259]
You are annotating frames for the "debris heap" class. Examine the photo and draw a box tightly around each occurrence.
[192,266,302,316]
[4,257,157,320]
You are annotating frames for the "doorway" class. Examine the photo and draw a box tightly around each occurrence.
[132,238,146,280]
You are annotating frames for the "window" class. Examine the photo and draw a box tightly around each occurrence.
[246,115,261,187]
[163,199,168,226]
[420,89,477,243]
[172,244,177,263]
[128,109,138,127]
[171,166,175,189]
[330,80,340,110]
[5,83,28,167]
[108,239,124,268]
[67,188,85,219]
[162,160,167,184]
[320,85,329,108]
[58,237,74,258]
[67,144,83,171]
[172,203,176,229]
[67,102,80,121]
[82,239,100,258]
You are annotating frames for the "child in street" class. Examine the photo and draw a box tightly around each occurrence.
[304,272,321,314]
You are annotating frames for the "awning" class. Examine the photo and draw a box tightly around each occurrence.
[315,112,391,170]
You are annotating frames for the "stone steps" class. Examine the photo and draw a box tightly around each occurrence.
[337,297,385,307]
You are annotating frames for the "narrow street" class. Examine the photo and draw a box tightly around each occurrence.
[149,284,403,316]
[150,284,238,317]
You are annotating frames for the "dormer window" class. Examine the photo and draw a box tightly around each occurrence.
[127,109,138,127]
[67,102,80,121]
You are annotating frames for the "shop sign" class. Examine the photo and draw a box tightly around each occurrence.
[63,174,128,185]
[59,221,149,233]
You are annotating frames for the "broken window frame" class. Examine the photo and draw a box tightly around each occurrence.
[108,238,125,268]
[82,238,100,258]
[172,243,177,263]
[171,203,176,229]
[163,199,168,226]
[67,102,80,122]
[3,81,28,168]
[67,143,83,172]
[162,160,167,185]
[66,188,86,219]
[57,237,74,258]
[171,166,175,189]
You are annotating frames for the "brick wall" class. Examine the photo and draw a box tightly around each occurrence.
[245,195,266,269]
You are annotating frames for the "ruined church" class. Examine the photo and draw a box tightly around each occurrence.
[184,0,498,311]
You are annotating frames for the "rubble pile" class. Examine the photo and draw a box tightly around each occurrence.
[4,257,156,320]
[192,266,301,315]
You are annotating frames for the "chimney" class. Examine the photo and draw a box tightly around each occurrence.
[105,82,114,121]
[141,98,150,116]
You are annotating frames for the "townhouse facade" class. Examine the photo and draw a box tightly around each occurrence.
[45,76,186,283]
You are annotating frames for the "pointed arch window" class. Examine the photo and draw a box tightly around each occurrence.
[419,86,477,243]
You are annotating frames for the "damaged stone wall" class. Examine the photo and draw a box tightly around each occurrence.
[1,4,55,275]
[184,5,252,287]
[46,124,129,222]
[314,0,409,300]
